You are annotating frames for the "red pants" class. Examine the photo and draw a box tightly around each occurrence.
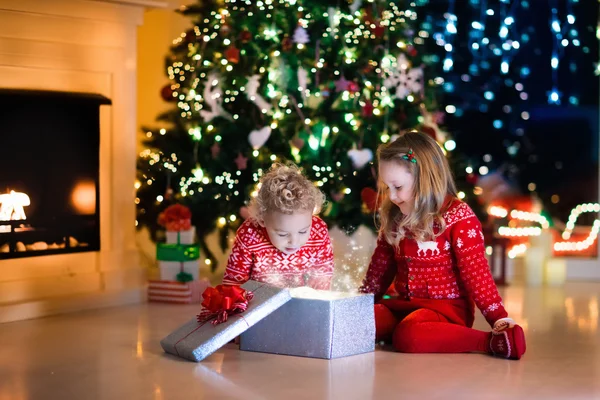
[376,297,491,354]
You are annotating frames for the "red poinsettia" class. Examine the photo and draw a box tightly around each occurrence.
[157,204,192,232]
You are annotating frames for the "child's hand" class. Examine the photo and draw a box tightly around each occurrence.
[492,317,516,333]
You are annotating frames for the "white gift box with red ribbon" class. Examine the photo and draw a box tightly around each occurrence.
[158,261,200,281]
[165,226,196,245]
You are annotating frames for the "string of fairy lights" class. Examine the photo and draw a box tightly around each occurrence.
[430,0,593,199]
[488,202,600,258]
[435,0,587,112]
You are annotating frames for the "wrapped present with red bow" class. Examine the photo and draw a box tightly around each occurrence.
[156,204,199,281]
[156,243,200,282]
[161,281,376,361]
[160,281,291,362]
[158,204,196,244]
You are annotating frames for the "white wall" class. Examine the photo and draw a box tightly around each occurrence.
[0,0,161,323]
[137,0,190,150]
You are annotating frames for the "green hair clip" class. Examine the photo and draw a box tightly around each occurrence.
[402,148,417,163]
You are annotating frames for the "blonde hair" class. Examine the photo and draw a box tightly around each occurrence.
[249,163,325,221]
[377,130,457,245]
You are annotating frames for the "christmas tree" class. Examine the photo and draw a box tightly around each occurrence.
[136,0,468,270]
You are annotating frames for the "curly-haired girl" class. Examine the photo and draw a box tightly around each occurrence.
[222,164,334,289]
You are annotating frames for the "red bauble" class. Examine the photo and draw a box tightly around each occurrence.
[221,23,231,35]
[224,46,240,64]
[160,84,175,102]
[466,173,478,185]
[407,45,418,57]
[361,187,380,212]
[290,136,305,150]
[282,37,293,51]
[374,26,385,38]
[347,82,360,93]
[185,29,197,43]
[239,29,252,43]
[362,100,374,117]
[370,20,385,38]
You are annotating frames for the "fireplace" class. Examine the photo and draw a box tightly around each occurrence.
[0,89,108,259]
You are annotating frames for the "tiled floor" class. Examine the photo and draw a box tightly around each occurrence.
[1,282,599,400]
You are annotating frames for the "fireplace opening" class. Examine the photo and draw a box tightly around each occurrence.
[0,89,109,259]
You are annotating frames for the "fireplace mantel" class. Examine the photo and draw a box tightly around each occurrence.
[0,0,165,323]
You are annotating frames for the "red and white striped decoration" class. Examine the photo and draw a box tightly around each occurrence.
[148,280,205,304]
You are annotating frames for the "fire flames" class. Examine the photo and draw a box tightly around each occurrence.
[0,190,30,221]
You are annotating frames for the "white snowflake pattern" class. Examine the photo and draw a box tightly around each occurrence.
[444,201,475,227]
[444,241,451,251]
[383,54,423,99]
[483,302,502,316]
[467,229,477,238]
[456,238,463,249]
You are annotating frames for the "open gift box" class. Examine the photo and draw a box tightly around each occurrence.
[160,281,375,361]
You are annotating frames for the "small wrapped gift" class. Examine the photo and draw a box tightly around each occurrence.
[240,287,375,359]
[156,243,200,282]
[158,204,195,244]
[160,281,292,362]
[148,279,208,304]
[158,261,199,281]
[165,226,196,245]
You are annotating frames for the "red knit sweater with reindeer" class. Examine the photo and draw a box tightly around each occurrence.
[359,199,508,326]
[222,216,334,290]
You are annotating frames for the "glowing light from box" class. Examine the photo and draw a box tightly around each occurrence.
[0,190,30,221]
[289,286,356,300]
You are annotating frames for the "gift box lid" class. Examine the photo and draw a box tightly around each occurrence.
[160,280,292,362]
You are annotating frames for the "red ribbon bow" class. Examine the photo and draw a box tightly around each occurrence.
[158,204,192,231]
[197,285,254,325]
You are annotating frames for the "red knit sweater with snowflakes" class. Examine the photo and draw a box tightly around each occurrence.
[359,199,508,326]
[222,216,334,290]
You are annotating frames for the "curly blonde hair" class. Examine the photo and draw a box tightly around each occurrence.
[249,163,325,221]
[377,130,457,244]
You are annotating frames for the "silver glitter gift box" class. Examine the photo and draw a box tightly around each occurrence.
[240,289,375,359]
[160,280,291,362]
